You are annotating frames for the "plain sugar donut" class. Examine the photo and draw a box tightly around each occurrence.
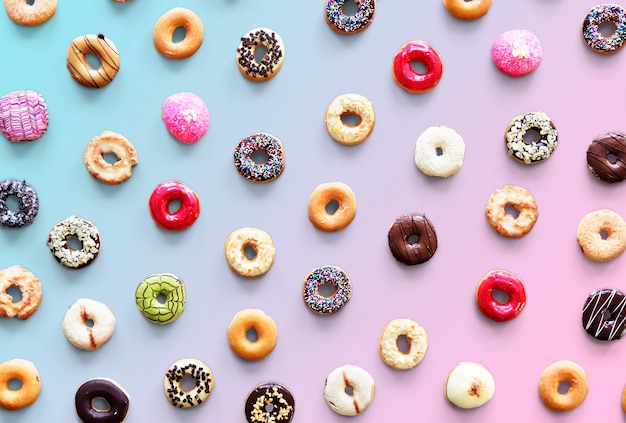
[443,0,492,20]
[577,209,626,262]
[308,182,356,232]
[153,7,204,59]
[4,0,57,26]
[0,359,41,410]
[538,360,588,412]
[227,308,277,360]
[485,185,538,238]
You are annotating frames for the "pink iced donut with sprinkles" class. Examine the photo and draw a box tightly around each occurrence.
[491,30,542,77]
[162,92,210,144]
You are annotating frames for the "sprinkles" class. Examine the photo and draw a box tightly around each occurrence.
[163,358,214,408]
[303,265,352,315]
[236,28,285,81]
[504,111,558,164]
[325,0,376,34]
[234,132,286,183]
[582,4,626,54]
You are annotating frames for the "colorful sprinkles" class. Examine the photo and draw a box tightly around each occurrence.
[233,132,285,183]
[325,0,376,34]
[582,4,626,54]
[303,265,352,315]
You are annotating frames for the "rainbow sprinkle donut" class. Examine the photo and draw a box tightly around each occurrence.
[233,132,285,183]
[582,4,626,54]
[325,0,376,34]
[303,265,352,315]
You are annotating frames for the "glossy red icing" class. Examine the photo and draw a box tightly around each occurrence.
[149,180,200,231]
[476,270,526,322]
[392,41,443,93]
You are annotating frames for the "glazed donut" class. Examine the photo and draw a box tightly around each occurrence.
[67,34,120,89]
[135,273,186,325]
[586,132,626,183]
[0,179,39,228]
[325,0,375,34]
[324,364,374,416]
[4,0,57,26]
[236,28,285,81]
[163,358,214,408]
[388,213,438,265]
[414,126,465,177]
[308,182,356,232]
[491,30,543,77]
[0,265,42,320]
[443,0,492,20]
[622,385,626,413]
[245,382,295,423]
[476,270,526,322]
[227,308,277,360]
[485,185,538,238]
[153,8,203,59]
[582,4,626,54]
[538,360,588,412]
[392,41,443,94]
[224,227,275,278]
[148,180,200,231]
[325,93,375,145]
[577,209,626,262]
[378,318,428,370]
[47,215,101,268]
[84,131,139,185]
[505,111,558,164]
[75,378,129,423]
[445,361,495,409]
[582,288,626,341]
[0,90,48,142]
[303,265,352,315]
[62,298,116,351]
[0,359,41,410]
[162,92,210,144]
[234,132,286,183]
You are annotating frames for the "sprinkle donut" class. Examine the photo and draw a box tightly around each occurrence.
[324,365,374,416]
[378,318,429,370]
[538,360,588,412]
[325,93,375,145]
[75,378,129,423]
[476,270,526,322]
[443,0,492,20]
[0,359,41,410]
[586,132,626,183]
[485,185,538,238]
[153,8,204,59]
[227,308,278,360]
[0,179,39,228]
[491,30,543,77]
[135,273,186,325]
[163,358,214,408]
[505,111,558,164]
[414,126,465,177]
[47,215,101,268]
[388,213,438,265]
[224,227,275,278]
[582,4,626,54]
[582,288,626,341]
[234,132,285,183]
[162,92,210,144]
[62,298,116,351]
[245,382,295,423]
[84,131,139,185]
[308,182,357,232]
[576,209,626,262]
[149,180,200,231]
[67,34,120,89]
[445,362,495,409]
[4,0,57,26]
[392,41,443,94]
[236,28,285,81]
[324,0,376,34]
[0,90,48,142]
[303,265,352,315]
[0,265,42,320]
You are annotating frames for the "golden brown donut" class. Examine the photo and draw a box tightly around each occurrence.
[84,130,139,185]
[4,0,57,26]
[0,265,42,320]
[577,209,626,262]
[67,34,120,89]
[538,360,588,412]
[485,185,538,238]
[0,359,41,410]
[621,385,626,413]
[153,8,204,59]
[308,182,356,231]
[227,308,277,360]
[443,0,493,20]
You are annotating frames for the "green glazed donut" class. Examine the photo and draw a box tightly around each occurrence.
[135,273,186,324]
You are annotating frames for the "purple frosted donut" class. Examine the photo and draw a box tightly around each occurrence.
[0,90,48,142]
[0,179,39,228]
[162,92,210,144]
[491,30,542,77]
[302,265,352,315]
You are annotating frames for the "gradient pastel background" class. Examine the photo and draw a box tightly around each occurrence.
[2,0,626,421]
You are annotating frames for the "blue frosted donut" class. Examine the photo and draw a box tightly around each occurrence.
[325,0,376,34]
[233,132,285,183]
[0,179,39,228]
[303,265,352,315]
[582,4,626,54]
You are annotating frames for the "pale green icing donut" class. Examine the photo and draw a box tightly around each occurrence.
[135,273,186,324]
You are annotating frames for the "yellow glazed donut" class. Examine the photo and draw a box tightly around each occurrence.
[0,265,42,320]
[308,182,356,231]
[443,0,493,20]
[0,359,41,410]
[67,34,120,89]
[325,93,375,145]
[577,209,626,262]
[4,0,57,26]
[153,8,204,59]
[227,308,277,360]
[485,185,538,238]
[224,227,275,278]
[378,318,428,370]
[84,131,139,185]
[538,360,588,412]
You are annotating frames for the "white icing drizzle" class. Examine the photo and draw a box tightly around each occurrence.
[582,289,626,340]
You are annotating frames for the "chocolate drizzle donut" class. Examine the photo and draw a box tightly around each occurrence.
[586,132,626,183]
[67,34,120,88]
[388,213,437,265]
[582,288,626,341]
[245,382,295,423]
[236,28,285,81]
[0,179,39,228]
[75,378,129,423]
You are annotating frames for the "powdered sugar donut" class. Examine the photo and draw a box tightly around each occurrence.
[414,126,465,177]
[491,30,543,77]
[162,92,210,144]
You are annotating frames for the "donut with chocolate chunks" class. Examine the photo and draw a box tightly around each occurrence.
[586,132,626,183]
[388,213,437,265]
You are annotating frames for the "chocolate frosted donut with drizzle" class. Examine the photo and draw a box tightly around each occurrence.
[586,132,626,183]
[236,28,285,81]
[67,34,120,88]
[582,288,626,341]
[388,213,437,265]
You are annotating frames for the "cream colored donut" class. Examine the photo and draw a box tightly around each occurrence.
[414,125,465,177]
[0,359,41,410]
[163,358,214,408]
[308,182,357,231]
[445,361,495,408]
[324,364,375,416]
[62,298,116,351]
[227,308,277,360]
[236,27,285,81]
[84,130,139,185]
[4,0,57,26]
[325,93,375,145]
[0,265,42,320]
[577,209,626,262]
[378,318,428,370]
[224,227,275,278]
[538,360,588,412]
[485,185,538,238]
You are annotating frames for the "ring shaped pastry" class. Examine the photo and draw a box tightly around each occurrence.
[414,126,465,177]
[0,359,41,410]
[324,365,374,416]
[224,227,275,278]
[4,0,57,25]
[163,358,214,408]
[582,288,626,341]
[491,30,543,77]
[443,0,492,20]
[308,182,356,232]
[84,131,139,185]
[236,28,285,81]
[445,361,495,409]
[622,386,626,413]
[75,378,129,423]
[586,132,626,183]
[0,265,42,320]
[325,93,375,145]
[234,132,285,183]
[153,8,203,59]
[538,360,588,412]
[227,308,277,360]
[0,179,39,228]
[378,318,428,370]
[47,215,101,269]
[393,41,443,94]
[149,180,200,231]
[505,111,558,164]
[303,265,352,315]
[582,4,626,54]
[388,213,438,265]
[62,298,116,351]
[577,209,626,262]
[135,273,186,325]
[245,382,295,423]
[476,270,526,322]
[325,0,376,34]
[485,185,538,238]
[0,90,48,142]
[67,34,120,88]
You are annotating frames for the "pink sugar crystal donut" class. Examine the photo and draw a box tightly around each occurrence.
[162,92,210,144]
[0,90,48,142]
[491,30,542,77]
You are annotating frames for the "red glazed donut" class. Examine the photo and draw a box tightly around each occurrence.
[392,41,443,93]
[475,270,526,322]
[149,180,200,231]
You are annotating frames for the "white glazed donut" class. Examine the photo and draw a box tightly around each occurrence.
[414,126,465,177]
[325,93,375,145]
[445,361,495,408]
[224,227,275,278]
[62,298,116,351]
[378,318,428,370]
[324,364,374,416]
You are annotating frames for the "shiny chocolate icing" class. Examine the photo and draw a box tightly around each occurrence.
[388,213,437,265]
[75,378,129,423]
[582,288,626,341]
[245,382,295,422]
[586,132,626,183]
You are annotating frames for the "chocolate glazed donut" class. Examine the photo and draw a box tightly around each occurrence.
[388,213,437,265]
[586,132,626,183]
[75,378,129,423]
[245,382,295,423]
[582,288,626,341]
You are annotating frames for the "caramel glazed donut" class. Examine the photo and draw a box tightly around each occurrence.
[67,34,120,88]
[84,130,139,185]
[538,360,588,412]
[0,265,42,320]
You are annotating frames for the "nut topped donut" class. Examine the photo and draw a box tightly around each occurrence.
[586,132,626,183]
[325,0,376,34]
[84,131,139,185]
[245,382,295,423]
[46,215,101,268]
[505,111,558,164]
[67,34,120,89]
[0,90,48,142]
[236,28,285,81]
[388,213,438,265]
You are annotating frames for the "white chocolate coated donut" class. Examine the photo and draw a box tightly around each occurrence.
[62,298,116,351]
[414,125,465,177]
[445,361,495,409]
[378,318,428,370]
[224,227,275,278]
[324,364,374,416]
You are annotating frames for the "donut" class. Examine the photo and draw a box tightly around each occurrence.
[392,41,443,94]
[582,4,626,54]
[445,361,495,409]
[443,0,492,20]
[302,265,352,315]
[582,288,626,341]
[0,179,39,228]
[308,182,356,232]
[586,132,626,183]
[538,360,588,412]
[162,92,210,144]
[476,270,526,322]
[491,30,543,77]
[153,8,204,59]
[227,308,277,360]
[622,386,626,413]
[3,0,57,26]
[62,298,116,351]
[163,358,214,408]
[236,28,285,81]
[505,111,558,164]
[324,0,376,34]
[67,34,120,89]
[577,209,626,262]
[378,318,428,370]
[148,180,200,231]
[324,364,374,416]
[485,185,538,238]
[245,382,295,423]
[324,93,375,145]
[233,132,285,183]
[0,359,41,410]
[75,378,129,423]
[47,215,101,269]
[0,265,42,320]
[0,90,48,142]
[135,273,186,325]
[414,126,465,177]
[224,227,275,278]
[388,213,438,265]
[84,131,139,185]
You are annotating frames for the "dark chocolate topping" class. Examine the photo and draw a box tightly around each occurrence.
[586,132,626,183]
[75,378,129,423]
[582,288,626,341]
[388,213,437,266]
[236,29,283,79]
[245,382,295,423]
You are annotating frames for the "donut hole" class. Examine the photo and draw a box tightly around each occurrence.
[26,0,34,4]
[265,403,275,413]
[167,199,182,214]
[66,235,83,251]
[603,309,614,321]
[243,244,258,260]
[396,335,411,354]
[254,44,268,64]
[85,53,102,70]
[341,0,359,16]
[606,152,619,164]
[557,381,571,395]
[102,152,119,165]
[172,26,187,43]
[246,327,259,342]
[409,60,428,75]
[340,112,361,127]
[318,282,337,297]
[491,289,510,304]
[5,285,22,303]
[181,375,197,391]
[85,319,95,328]
[7,378,22,391]
[4,194,20,212]
[91,396,111,412]
[344,385,354,396]
[504,204,520,219]
[157,294,167,304]
[599,229,609,240]
[325,199,340,215]
[522,129,541,145]
[599,21,617,38]
[406,234,419,244]
[435,147,444,156]
[251,149,269,164]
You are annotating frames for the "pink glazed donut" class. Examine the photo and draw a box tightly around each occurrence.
[491,30,542,77]
[162,92,210,144]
